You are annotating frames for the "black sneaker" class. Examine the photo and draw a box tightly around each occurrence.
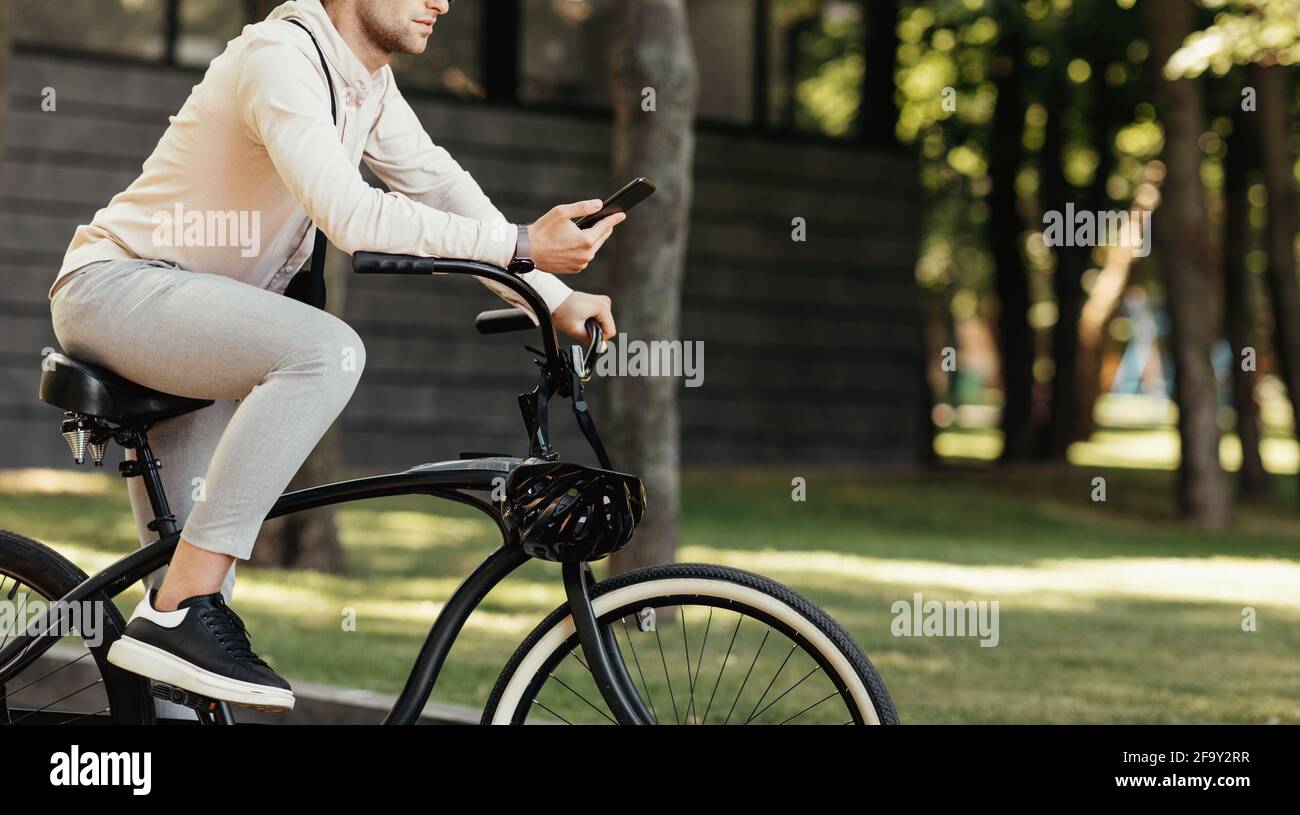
[107,589,294,712]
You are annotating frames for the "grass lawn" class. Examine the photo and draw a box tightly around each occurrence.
[1,460,1298,724]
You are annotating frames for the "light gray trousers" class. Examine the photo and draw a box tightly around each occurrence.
[49,258,367,600]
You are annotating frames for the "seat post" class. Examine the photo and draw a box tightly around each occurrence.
[117,427,178,541]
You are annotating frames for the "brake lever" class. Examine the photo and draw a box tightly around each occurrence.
[579,319,605,383]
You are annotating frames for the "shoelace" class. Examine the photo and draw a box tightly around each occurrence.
[200,601,270,668]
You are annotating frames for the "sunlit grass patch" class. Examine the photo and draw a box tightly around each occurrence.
[1,464,1297,722]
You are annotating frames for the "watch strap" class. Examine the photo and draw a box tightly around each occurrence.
[508,223,534,273]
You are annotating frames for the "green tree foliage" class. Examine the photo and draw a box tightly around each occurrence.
[900,0,1158,416]
[1168,0,1300,76]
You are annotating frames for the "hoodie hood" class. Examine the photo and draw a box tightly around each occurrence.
[265,0,388,105]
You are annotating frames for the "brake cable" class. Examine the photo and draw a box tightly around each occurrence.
[570,320,613,469]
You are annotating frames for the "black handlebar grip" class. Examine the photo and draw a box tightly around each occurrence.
[352,252,435,275]
[476,307,536,335]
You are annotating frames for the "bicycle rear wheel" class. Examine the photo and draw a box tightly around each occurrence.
[0,531,154,725]
[484,563,898,725]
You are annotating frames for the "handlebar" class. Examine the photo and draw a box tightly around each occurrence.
[475,308,536,335]
[351,251,611,466]
[478,307,604,381]
[351,250,605,380]
[352,251,561,365]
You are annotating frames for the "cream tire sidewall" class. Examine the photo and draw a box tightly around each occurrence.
[490,577,881,725]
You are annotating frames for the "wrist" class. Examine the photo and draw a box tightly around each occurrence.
[508,223,534,273]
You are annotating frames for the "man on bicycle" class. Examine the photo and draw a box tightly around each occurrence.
[48,0,622,712]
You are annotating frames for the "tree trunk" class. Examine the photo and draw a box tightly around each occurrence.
[1144,0,1230,527]
[861,0,899,149]
[604,0,697,574]
[989,21,1035,461]
[1224,98,1268,498]
[1038,51,1081,459]
[1039,89,1076,459]
[1041,18,1118,459]
[248,248,351,573]
[1252,62,1300,505]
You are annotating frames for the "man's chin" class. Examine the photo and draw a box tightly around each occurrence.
[400,36,430,56]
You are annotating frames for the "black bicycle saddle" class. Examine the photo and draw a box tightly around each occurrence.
[38,352,212,425]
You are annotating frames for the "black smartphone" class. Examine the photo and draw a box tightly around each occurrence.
[573,177,657,229]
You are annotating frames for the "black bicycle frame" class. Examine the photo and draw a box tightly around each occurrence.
[0,254,650,725]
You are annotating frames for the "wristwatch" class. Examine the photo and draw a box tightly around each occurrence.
[508,223,534,273]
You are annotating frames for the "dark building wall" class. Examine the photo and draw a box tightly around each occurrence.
[0,52,923,474]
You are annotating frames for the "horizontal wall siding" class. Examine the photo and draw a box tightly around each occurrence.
[1,53,923,474]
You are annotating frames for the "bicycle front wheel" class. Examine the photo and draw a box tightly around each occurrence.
[484,563,898,725]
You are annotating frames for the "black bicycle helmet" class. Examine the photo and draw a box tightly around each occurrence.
[502,459,646,562]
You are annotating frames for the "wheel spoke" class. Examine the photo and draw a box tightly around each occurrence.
[530,698,573,725]
[2,592,73,670]
[684,607,713,725]
[692,608,713,688]
[653,625,680,725]
[8,678,105,724]
[724,628,770,726]
[3,649,93,699]
[777,690,839,725]
[750,665,823,723]
[618,616,658,724]
[55,706,111,725]
[701,613,743,726]
[745,643,797,724]
[679,605,698,724]
[544,673,616,724]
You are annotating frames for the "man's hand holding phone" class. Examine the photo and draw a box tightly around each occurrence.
[528,179,654,342]
[528,199,626,275]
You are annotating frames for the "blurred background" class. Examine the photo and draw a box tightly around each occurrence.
[1,0,1298,723]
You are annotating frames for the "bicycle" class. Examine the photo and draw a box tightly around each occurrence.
[0,252,899,725]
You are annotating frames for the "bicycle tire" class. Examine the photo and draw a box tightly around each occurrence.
[483,562,899,725]
[0,530,154,725]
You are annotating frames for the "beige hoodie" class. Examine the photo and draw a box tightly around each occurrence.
[52,0,572,316]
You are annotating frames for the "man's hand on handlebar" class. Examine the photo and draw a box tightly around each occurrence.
[553,291,615,346]
[528,200,626,274]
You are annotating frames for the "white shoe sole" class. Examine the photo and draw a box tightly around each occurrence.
[108,636,295,713]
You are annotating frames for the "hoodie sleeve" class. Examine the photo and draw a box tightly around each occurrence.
[362,76,574,318]
[233,36,520,270]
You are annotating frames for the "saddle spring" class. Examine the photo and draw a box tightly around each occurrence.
[60,412,111,467]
